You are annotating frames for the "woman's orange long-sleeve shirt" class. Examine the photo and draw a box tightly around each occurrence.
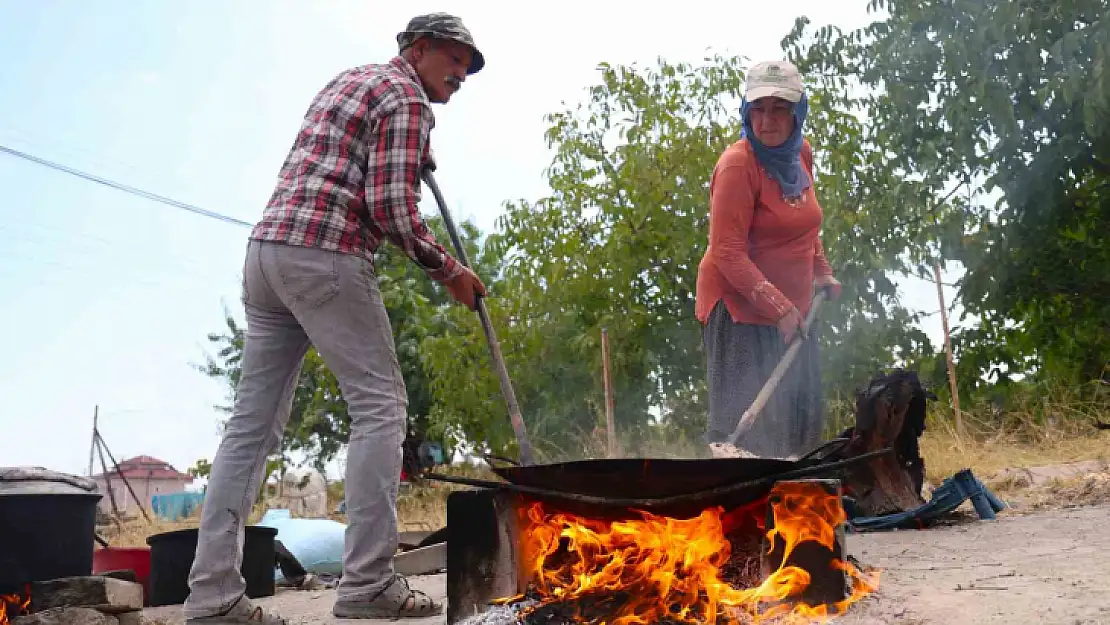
[695,138,833,326]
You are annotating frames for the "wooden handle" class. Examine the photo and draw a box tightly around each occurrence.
[421,168,536,466]
[726,291,827,446]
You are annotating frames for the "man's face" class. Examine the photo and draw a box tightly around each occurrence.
[409,38,473,104]
[749,96,796,147]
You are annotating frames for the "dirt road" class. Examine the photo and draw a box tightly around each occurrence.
[841,502,1110,624]
[145,503,1110,625]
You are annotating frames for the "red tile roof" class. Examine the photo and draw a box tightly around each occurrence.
[92,455,193,482]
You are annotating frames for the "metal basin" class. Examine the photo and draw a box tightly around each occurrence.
[490,456,803,499]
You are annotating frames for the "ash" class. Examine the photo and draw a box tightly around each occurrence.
[721,530,764,589]
[461,595,695,625]
[456,599,538,625]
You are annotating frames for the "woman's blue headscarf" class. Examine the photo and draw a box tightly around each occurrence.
[740,93,811,200]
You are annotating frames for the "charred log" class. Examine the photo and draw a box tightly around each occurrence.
[825,369,935,517]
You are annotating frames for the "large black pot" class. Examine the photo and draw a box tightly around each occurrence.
[0,467,103,591]
[146,526,278,607]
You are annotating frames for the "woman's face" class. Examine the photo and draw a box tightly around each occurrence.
[749,97,795,147]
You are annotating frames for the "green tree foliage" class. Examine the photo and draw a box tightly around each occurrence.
[202,1,1108,466]
[422,54,937,460]
[784,0,1110,391]
[196,216,488,472]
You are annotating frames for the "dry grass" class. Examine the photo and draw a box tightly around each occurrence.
[102,515,200,548]
[395,462,500,530]
[110,386,1110,548]
[920,420,1110,484]
[102,502,271,548]
[919,385,1110,484]
[103,464,498,547]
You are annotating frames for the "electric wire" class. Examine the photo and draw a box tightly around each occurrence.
[0,143,253,229]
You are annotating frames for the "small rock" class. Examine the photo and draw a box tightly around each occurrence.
[31,576,143,614]
[12,606,118,625]
[98,570,140,585]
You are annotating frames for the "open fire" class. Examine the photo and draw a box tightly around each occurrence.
[0,586,30,625]
[492,481,879,625]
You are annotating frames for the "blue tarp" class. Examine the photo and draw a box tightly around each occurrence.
[845,468,1007,532]
[151,491,206,521]
[259,508,347,582]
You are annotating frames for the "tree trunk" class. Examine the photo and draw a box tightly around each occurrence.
[829,370,934,517]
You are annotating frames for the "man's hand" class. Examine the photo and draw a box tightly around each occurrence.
[776,307,806,345]
[444,266,488,311]
[814,274,842,301]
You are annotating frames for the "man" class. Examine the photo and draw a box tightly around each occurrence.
[183,13,488,624]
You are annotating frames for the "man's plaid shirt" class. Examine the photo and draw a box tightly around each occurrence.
[251,56,461,282]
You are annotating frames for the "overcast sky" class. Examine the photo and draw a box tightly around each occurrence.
[0,0,960,480]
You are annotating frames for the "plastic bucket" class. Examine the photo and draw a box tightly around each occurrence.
[146,526,277,607]
[93,547,152,605]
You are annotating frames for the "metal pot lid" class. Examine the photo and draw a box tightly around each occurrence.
[0,466,100,496]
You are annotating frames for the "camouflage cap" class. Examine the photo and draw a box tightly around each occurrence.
[396,12,485,75]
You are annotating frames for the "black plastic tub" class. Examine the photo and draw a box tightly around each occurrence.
[0,468,102,591]
[146,526,278,607]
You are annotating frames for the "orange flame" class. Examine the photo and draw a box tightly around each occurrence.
[508,482,880,624]
[0,586,31,625]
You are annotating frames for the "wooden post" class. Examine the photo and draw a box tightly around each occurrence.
[934,260,963,438]
[601,328,617,458]
[96,436,122,519]
[97,431,153,524]
[88,405,98,477]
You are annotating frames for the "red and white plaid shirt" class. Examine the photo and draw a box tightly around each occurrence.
[251,57,461,282]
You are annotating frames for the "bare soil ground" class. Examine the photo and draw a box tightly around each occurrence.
[840,502,1110,624]
[144,503,1110,625]
[143,574,446,625]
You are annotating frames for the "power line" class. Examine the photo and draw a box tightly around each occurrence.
[0,143,254,229]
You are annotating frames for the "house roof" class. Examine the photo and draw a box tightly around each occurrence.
[92,455,193,482]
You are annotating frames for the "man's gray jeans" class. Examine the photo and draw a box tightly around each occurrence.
[184,240,407,618]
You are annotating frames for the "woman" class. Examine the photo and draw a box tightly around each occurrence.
[695,59,841,460]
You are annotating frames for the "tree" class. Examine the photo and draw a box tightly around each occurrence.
[196,216,489,471]
[784,0,1110,391]
[187,458,211,479]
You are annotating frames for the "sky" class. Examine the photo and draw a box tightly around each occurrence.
[0,0,963,480]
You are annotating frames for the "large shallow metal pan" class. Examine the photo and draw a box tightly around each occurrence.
[488,456,805,500]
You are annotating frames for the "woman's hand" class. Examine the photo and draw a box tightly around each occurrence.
[776,307,806,344]
[814,274,842,301]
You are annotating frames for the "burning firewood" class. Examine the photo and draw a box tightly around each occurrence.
[0,586,30,625]
[493,482,879,625]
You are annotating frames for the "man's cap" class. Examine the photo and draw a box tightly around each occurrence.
[744,60,804,103]
[396,13,485,75]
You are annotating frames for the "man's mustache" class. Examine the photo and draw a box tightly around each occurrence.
[445,76,462,91]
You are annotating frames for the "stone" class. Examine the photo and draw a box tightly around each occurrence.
[12,606,118,625]
[98,570,140,585]
[114,611,142,625]
[30,576,142,614]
